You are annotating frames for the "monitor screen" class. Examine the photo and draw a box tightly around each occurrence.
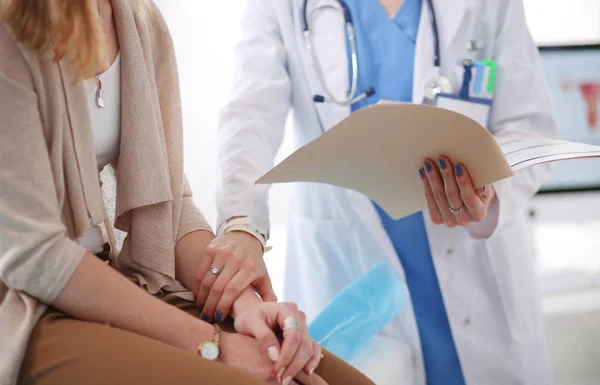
[537,44,600,192]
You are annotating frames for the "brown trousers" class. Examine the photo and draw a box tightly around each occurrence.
[18,296,375,385]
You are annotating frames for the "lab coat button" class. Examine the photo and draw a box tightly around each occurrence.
[463,318,471,326]
[446,248,454,256]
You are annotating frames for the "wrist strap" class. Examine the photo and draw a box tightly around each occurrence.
[222,223,267,250]
[212,324,221,344]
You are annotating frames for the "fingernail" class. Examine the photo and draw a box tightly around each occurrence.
[268,346,280,362]
[277,367,285,383]
[438,159,447,169]
[455,165,463,176]
[201,313,209,322]
[424,162,432,172]
[309,367,315,375]
[214,311,222,323]
[282,376,292,385]
[418,169,425,178]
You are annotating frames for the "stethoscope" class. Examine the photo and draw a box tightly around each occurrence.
[302,0,453,105]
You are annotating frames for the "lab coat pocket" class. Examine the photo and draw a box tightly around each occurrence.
[285,211,362,320]
[484,219,543,344]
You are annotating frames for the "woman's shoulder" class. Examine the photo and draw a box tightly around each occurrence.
[132,1,171,36]
[128,0,176,57]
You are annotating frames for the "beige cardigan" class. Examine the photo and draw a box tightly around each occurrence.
[0,1,212,383]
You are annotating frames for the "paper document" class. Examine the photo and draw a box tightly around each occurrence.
[496,136,600,171]
[256,102,600,220]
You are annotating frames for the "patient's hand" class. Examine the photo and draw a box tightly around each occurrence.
[220,333,325,385]
[234,301,323,383]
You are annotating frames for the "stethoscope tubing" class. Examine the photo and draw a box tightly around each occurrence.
[302,0,441,105]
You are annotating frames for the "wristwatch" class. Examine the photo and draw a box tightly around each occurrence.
[220,217,269,249]
[198,324,221,361]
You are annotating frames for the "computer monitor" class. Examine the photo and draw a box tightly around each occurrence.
[537,44,600,192]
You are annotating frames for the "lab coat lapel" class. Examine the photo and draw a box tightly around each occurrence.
[293,0,351,131]
[434,0,468,55]
[412,0,435,102]
[413,0,468,102]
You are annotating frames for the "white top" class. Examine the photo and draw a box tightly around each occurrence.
[78,54,122,254]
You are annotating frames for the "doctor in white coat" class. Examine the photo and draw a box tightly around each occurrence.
[211,0,557,384]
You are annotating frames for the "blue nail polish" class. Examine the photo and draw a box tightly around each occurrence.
[455,165,463,176]
[438,159,447,169]
[419,169,425,178]
[424,162,432,172]
[201,313,210,322]
[214,311,222,323]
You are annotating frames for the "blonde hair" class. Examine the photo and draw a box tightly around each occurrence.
[0,0,145,78]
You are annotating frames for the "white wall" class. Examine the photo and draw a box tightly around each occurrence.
[523,0,600,45]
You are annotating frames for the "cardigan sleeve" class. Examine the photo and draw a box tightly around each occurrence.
[176,176,214,242]
[0,64,87,305]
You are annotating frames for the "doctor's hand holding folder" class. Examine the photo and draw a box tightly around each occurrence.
[256,101,600,222]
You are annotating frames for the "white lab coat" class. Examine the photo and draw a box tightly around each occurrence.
[216,0,557,384]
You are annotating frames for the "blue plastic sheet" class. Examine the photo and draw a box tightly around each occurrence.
[308,263,407,362]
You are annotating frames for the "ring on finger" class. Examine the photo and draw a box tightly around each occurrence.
[449,205,465,215]
[208,266,221,276]
[282,316,301,331]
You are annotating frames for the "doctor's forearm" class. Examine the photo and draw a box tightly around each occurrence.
[174,229,264,314]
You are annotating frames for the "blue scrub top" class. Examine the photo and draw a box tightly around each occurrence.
[344,1,466,384]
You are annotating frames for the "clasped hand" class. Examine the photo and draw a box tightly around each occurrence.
[220,302,324,385]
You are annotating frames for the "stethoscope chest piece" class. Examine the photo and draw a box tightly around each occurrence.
[423,74,453,104]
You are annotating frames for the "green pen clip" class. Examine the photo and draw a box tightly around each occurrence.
[482,59,496,94]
